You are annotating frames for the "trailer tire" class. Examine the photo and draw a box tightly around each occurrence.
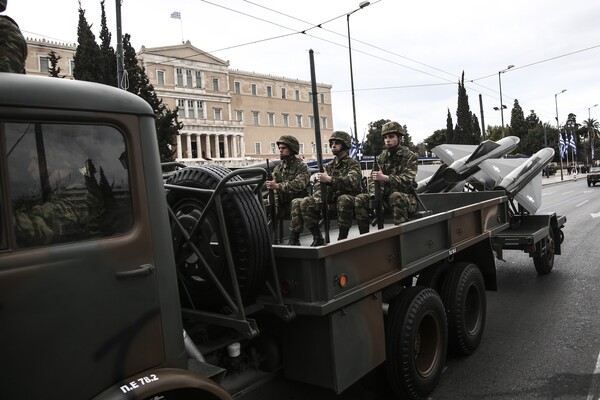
[533,227,555,275]
[385,286,447,400]
[441,262,486,355]
[166,165,269,309]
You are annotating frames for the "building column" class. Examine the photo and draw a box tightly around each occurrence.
[232,134,238,158]
[186,134,192,158]
[240,136,245,158]
[195,134,201,160]
[223,134,230,158]
[176,134,183,159]
[204,134,211,159]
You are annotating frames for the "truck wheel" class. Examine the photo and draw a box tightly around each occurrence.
[440,262,486,355]
[166,165,270,309]
[533,228,555,275]
[385,286,447,400]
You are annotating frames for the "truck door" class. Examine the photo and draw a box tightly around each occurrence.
[0,119,165,399]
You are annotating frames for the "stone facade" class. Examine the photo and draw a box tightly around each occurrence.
[23,39,334,167]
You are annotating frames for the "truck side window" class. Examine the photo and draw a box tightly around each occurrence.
[4,122,133,248]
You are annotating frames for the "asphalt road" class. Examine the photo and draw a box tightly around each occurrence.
[238,179,600,400]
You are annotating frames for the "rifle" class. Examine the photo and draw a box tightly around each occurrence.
[370,158,384,229]
[266,159,279,244]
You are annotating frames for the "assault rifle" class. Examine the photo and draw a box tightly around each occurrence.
[370,158,384,229]
[266,159,279,244]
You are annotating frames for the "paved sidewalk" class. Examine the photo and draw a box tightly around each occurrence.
[542,169,583,185]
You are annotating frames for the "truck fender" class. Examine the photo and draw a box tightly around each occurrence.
[452,238,497,292]
[92,368,233,400]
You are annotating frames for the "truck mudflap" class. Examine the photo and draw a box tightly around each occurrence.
[93,368,233,400]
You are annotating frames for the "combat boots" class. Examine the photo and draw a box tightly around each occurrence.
[358,224,370,235]
[309,227,324,246]
[337,227,349,241]
[288,232,300,246]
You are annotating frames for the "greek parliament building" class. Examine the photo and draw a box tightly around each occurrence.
[23,38,334,167]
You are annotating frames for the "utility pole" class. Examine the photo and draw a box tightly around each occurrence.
[115,0,125,89]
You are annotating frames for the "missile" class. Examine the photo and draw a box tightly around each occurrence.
[478,147,555,214]
[434,136,520,183]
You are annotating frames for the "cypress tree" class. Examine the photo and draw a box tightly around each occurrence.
[446,108,454,144]
[73,3,102,82]
[98,0,117,87]
[47,50,64,78]
[454,71,473,144]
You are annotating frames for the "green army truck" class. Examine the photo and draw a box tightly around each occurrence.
[0,72,565,400]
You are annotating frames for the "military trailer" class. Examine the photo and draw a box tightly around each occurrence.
[0,72,565,400]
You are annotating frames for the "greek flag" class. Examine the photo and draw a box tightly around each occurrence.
[569,133,576,150]
[350,136,364,159]
[171,11,181,19]
[559,133,566,158]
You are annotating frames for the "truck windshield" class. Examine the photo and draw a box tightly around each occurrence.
[3,122,133,248]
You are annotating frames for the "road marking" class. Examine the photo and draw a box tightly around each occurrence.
[591,212,600,219]
[562,190,575,195]
[586,349,600,400]
[576,200,589,207]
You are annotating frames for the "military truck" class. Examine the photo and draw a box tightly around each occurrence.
[0,72,565,400]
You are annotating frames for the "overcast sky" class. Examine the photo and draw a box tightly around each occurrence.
[6,0,600,144]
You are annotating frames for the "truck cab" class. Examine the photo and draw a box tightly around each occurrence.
[0,73,230,400]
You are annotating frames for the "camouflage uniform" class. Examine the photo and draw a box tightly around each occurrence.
[0,7,27,74]
[290,154,362,233]
[355,123,418,228]
[271,156,310,218]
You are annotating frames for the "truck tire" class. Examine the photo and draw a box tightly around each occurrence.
[533,227,555,275]
[440,262,486,355]
[166,165,270,309]
[385,286,447,400]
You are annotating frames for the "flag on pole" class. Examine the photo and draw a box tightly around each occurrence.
[171,11,181,19]
[569,133,576,150]
[350,136,358,159]
[559,133,566,158]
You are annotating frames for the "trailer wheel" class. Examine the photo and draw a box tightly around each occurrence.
[440,262,486,355]
[385,286,447,400]
[533,227,555,275]
[166,165,270,308]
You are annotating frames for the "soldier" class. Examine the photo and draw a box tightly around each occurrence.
[355,121,418,233]
[0,0,28,74]
[289,130,362,246]
[265,135,310,218]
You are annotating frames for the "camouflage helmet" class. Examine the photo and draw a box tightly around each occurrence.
[0,0,6,12]
[381,121,405,138]
[276,135,299,154]
[329,130,352,149]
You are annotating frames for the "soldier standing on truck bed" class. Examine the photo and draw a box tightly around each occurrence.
[355,121,418,233]
[289,130,362,246]
[0,0,27,74]
[265,135,310,218]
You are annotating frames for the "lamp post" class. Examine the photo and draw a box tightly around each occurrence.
[347,1,370,155]
[555,89,567,180]
[588,103,598,166]
[498,64,514,136]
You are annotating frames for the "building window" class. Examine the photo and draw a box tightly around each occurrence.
[321,117,328,129]
[255,142,261,155]
[309,116,315,128]
[299,143,305,154]
[187,100,195,118]
[267,85,272,98]
[39,56,50,73]
[270,142,277,154]
[234,81,241,94]
[157,70,165,85]
[177,99,185,118]
[214,108,222,120]
[197,101,204,118]
[281,87,287,99]
[324,144,329,154]
[282,113,289,127]
[268,113,275,126]
[195,70,202,88]
[69,60,75,75]
[236,110,243,121]
[252,111,260,125]
[176,68,183,87]
[295,89,300,101]
[186,70,193,87]
[296,114,302,128]
[212,78,219,91]
[320,93,325,103]
[251,83,257,96]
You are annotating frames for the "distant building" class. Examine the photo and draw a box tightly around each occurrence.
[23,39,334,167]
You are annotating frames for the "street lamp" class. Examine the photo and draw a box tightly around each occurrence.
[498,64,514,136]
[588,103,598,165]
[555,89,567,180]
[347,1,370,155]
